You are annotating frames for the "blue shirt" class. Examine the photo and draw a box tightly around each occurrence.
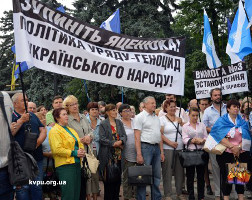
[12,111,44,161]
[203,103,227,128]
[87,116,101,154]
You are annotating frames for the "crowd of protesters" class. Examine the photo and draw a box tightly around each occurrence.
[0,88,252,200]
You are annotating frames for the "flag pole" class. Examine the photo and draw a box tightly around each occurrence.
[18,64,28,113]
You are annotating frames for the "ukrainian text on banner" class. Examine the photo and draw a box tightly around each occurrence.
[193,62,248,99]
[13,0,186,95]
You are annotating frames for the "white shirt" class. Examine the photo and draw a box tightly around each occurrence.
[160,116,183,150]
[123,119,136,162]
[134,110,161,144]
[0,92,13,168]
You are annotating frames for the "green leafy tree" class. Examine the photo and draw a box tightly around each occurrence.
[0,11,15,91]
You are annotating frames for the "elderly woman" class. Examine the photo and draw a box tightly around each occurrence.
[160,100,185,200]
[119,104,137,200]
[98,104,127,200]
[86,102,101,200]
[62,95,93,200]
[49,108,85,200]
[182,107,208,200]
[205,99,251,200]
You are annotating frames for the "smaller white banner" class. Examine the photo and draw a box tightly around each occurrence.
[193,62,249,99]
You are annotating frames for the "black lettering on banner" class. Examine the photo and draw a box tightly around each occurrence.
[59,32,68,44]
[28,42,32,54]
[96,47,103,55]
[100,63,109,75]
[156,55,162,66]
[88,45,95,52]
[40,47,50,61]
[108,65,117,76]
[81,59,90,71]
[48,50,57,64]
[62,54,73,68]
[45,26,51,40]
[161,56,168,70]
[134,70,142,82]
[115,66,124,78]
[114,52,124,61]
[68,36,77,47]
[33,24,46,38]
[32,45,40,59]
[142,71,149,82]
[134,54,140,62]
[58,50,65,65]
[51,28,59,42]
[91,61,100,74]
[73,56,82,70]
[149,73,155,84]
[142,55,148,64]
[105,50,113,58]
[77,40,85,49]
[121,53,129,61]
[149,55,156,65]
[20,16,26,30]
[174,59,180,72]
[155,74,163,87]
[27,21,34,34]
[127,69,135,81]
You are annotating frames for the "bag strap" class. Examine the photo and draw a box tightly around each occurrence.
[165,115,182,137]
[186,138,198,150]
[0,92,15,142]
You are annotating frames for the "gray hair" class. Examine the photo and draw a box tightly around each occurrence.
[143,96,155,104]
[12,92,23,103]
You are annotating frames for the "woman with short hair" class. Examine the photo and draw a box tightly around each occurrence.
[49,108,85,200]
[205,99,251,200]
[98,104,127,200]
[63,95,93,200]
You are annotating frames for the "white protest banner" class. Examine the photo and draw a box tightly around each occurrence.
[13,0,186,95]
[193,62,249,99]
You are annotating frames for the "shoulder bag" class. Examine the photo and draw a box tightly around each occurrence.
[85,145,99,174]
[178,138,208,168]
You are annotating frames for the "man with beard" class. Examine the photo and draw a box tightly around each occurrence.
[203,88,227,200]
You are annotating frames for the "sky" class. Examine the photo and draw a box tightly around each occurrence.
[0,0,75,17]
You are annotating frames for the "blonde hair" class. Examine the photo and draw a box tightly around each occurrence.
[63,95,78,113]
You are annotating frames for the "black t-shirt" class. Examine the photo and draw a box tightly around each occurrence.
[12,111,44,161]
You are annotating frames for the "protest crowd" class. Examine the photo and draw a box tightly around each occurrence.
[1,0,252,199]
[0,89,252,200]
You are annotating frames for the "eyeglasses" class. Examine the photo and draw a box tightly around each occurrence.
[69,103,78,107]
